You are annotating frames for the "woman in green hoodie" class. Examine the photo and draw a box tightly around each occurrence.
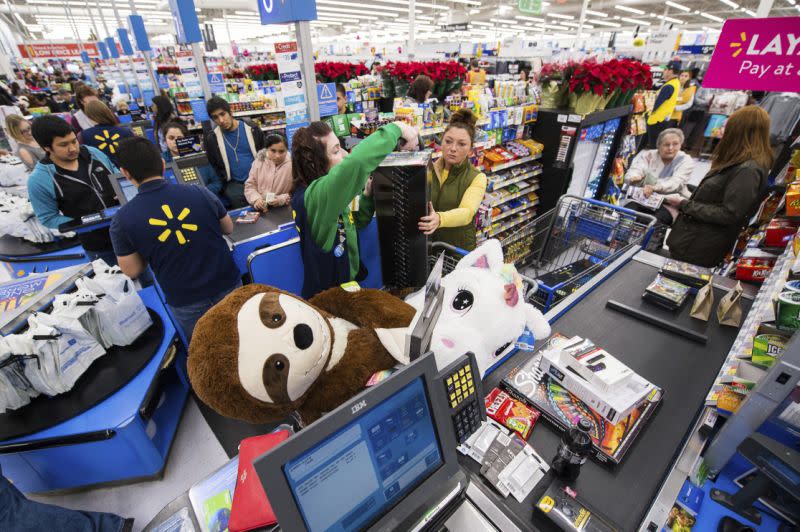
[291,120,419,298]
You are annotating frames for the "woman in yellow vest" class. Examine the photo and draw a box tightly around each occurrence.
[646,65,681,149]
[671,70,697,128]
[418,109,488,251]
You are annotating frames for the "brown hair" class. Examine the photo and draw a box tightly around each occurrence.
[74,85,97,110]
[407,75,434,104]
[291,121,334,189]
[444,108,478,147]
[84,100,119,126]
[5,114,30,143]
[710,105,773,174]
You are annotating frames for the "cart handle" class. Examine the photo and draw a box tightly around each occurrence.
[561,194,658,229]
[430,241,469,257]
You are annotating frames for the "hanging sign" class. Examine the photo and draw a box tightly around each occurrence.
[258,0,317,25]
[129,15,151,52]
[703,17,800,92]
[105,37,120,59]
[518,0,542,15]
[168,0,203,44]
[317,82,338,117]
[275,41,309,148]
[117,28,134,56]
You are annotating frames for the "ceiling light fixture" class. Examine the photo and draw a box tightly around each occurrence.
[615,5,646,15]
[619,16,651,24]
[516,15,546,22]
[718,0,740,8]
[699,12,724,21]
[665,1,691,11]
[744,8,757,14]
[547,13,575,19]
[589,18,622,26]
[585,9,608,17]
[662,15,684,23]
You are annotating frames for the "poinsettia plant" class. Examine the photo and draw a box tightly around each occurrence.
[224,68,247,80]
[315,61,368,83]
[384,60,466,83]
[245,63,278,81]
[567,58,652,96]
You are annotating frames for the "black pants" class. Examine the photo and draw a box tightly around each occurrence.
[645,121,669,149]
[626,200,673,252]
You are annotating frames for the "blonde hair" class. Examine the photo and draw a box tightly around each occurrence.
[5,114,30,143]
[84,100,119,126]
[711,105,774,174]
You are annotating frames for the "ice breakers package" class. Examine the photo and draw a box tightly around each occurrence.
[541,342,657,425]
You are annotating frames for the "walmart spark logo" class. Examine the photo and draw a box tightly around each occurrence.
[94,129,121,153]
[148,205,197,245]
[730,32,747,58]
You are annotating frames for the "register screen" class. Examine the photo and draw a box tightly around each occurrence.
[284,377,443,532]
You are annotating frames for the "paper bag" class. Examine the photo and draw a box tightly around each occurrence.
[717,281,744,327]
[690,278,715,321]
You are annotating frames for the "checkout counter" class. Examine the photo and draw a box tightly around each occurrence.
[144,245,800,532]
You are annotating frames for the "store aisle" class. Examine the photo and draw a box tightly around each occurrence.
[27,396,229,531]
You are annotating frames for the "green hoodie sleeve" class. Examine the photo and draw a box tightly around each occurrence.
[305,123,401,251]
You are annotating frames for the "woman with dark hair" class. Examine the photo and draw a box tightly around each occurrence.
[666,105,774,267]
[401,75,434,107]
[79,100,133,164]
[244,134,292,211]
[69,85,99,134]
[151,95,179,151]
[418,109,487,251]
[291,120,419,298]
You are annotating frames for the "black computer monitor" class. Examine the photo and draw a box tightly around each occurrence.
[254,352,464,532]
[108,173,138,204]
[125,119,153,140]
[170,153,210,187]
[406,253,445,361]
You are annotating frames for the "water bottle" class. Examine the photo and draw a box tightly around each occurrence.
[552,417,593,481]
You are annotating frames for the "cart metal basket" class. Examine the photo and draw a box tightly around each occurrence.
[429,195,655,313]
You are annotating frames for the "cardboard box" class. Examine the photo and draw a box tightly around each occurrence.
[557,341,633,393]
[541,345,656,425]
[764,218,799,248]
[786,182,800,217]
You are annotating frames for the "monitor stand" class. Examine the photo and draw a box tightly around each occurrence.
[710,473,772,525]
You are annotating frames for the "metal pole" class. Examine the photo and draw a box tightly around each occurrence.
[66,5,96,83]
[224,10,233,56]
[660,6,669,29]
[576,0,590,50]
[408,0,416,58]
[85,0,100,40]
[94,0,129,94]
[127,0,159,100]
[295,20,319,121]
[191,42,212,101]
[756,0,774,17]
[109,0,144,103]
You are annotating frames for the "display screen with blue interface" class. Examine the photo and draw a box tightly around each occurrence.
[284,377,443,532]
[117,177,138,202]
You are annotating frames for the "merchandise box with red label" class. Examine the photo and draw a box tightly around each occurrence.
[764,218,799,248]
[736,249,779,283]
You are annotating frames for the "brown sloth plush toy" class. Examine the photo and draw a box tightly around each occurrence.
[188,284,416,425]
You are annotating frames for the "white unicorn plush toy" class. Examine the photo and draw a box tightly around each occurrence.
[406,239,551,376]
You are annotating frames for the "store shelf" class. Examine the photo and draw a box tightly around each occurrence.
[478,204,539,238]
[232,108,285,117]
[487,183,539,209]
[488,200,538,224]
[489,168,542,191]
[484,153,541,174]
[419,126,445,137]
[261,124,286,132]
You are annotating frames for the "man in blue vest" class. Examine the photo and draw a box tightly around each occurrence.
[110,137,241,340]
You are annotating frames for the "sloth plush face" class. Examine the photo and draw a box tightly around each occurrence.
[236,291,333,404]
[188,284,336,424]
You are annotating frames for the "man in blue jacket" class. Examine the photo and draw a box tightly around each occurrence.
[28,115,119,264]
[111,137,240,340]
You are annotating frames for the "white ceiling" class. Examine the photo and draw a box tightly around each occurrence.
[3,0,799,48]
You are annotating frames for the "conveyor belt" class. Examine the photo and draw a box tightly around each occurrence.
[0,235,80,259]
[226,206,293,245]
[459,257,751,531]
[0,311,164,443]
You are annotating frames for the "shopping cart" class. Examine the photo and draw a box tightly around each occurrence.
[428,196,655,313]
[519,195,656,312]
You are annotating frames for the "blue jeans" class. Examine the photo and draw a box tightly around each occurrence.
[0,464,125,532]
[168,281,241,341]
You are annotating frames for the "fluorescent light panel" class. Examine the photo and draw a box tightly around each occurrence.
[663,15,684,23]
[615,5,646,15]
[719,0,740,7]
[589,18,622,26]
[665,1,691,11]
[585,9,608,17]
[547,13,574,19]
[619,16,651,24]
[516,15,545,22]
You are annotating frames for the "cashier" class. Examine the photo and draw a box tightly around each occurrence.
[291,120,419,298]
[418,109,488,251]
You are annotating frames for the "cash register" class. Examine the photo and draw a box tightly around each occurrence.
[169,153,211,187]
[254,257,519,532]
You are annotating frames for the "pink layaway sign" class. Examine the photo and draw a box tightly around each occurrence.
[703,17,800,92]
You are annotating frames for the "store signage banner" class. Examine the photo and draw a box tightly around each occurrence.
[703,17,800,92]
[97,41,110,60]
[168,0,203,44]
[80,51,90,64]
[105,37,120,59]
[258,0,317,25]
[117,28,134,56]
[17,42,100,59]
[643,31,680,63]
[129,15,151,52]
[275,41,309,149]
[317,83,338,117]
[518,0,541,15]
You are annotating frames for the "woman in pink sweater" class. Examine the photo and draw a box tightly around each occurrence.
[244,134,293,211]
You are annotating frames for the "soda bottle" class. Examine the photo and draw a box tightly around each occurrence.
[551,417,593,481]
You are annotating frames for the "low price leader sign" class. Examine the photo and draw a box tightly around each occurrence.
[703,17,800,92]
